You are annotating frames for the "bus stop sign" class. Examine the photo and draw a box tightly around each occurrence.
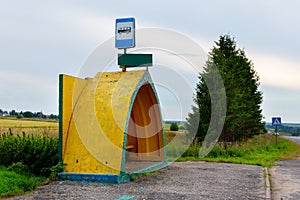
[115,17,135,49]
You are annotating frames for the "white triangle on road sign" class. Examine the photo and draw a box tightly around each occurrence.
[274,119,280,125]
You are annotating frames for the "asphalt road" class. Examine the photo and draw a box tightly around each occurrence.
[283,136,300,146]
[271,136,300,200]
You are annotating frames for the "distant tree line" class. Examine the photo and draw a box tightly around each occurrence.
[0,109,58,120]
[266,124,300,136]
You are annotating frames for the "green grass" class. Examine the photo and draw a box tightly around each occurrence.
[171,134,300,167]
[0,132,59,176]
[0,131,61,198]
[0,167,45,198]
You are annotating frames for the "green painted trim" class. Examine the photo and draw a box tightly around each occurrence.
[129,161,168,177]
[118,53,152,67]
[58,74,63,163]
[118,171,130,183]
[121,70,167,173]
[121,70,148,173]
[141,71,167,161]
[58,172,129,183]
[148,81,167,162]
[144,71,167,162]
[116,195,135,200]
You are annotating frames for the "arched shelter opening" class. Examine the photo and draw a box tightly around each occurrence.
[125,83,165,172]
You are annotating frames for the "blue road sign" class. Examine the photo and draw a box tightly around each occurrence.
[272,117,282,126]
[115,17,135,49]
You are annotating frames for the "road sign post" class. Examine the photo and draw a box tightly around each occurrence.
[272,117,282,145]
[275,125,278,145]
[115,17,153,72]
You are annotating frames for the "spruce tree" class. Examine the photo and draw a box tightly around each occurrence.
[186,34,265,142]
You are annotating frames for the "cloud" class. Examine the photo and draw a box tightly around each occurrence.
[261,85,300,123]
[0,0,299,121]
[249,52,300,90]
[0,70,57,113]
[52,9,114,44]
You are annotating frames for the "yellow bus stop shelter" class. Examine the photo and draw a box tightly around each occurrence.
[58,70,166,182]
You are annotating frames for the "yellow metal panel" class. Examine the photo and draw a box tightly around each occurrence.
[62,74,121,174]
[61,75,87,160]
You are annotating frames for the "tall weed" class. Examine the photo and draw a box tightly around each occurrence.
[0,132,58,176]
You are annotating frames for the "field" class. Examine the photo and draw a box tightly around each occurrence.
[265,123,300,136]
[0,117,58,137]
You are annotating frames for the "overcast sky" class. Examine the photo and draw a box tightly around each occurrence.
[0,0,299,123]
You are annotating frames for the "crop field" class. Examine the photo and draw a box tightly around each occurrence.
[0,117,58,137]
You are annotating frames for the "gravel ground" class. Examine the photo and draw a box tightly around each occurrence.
[7,161,265,200]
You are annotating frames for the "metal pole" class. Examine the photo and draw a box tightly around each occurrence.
[122,48,127,72]
[275,125,278,145]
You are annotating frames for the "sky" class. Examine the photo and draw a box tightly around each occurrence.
[0,0,299,123]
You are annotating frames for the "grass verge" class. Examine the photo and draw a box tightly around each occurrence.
[0,167,45,198]
[0,132,61,198]
[171,134,300,167]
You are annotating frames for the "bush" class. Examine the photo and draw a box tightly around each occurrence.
[0,132,58,177]
[7,162,29,175]
[49,162,63,180]
[170,123,179,131]
[182,145,198,157]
